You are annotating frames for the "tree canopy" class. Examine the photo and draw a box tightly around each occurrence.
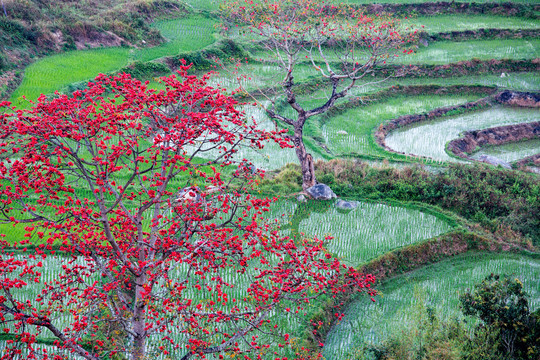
[0,66,375,360]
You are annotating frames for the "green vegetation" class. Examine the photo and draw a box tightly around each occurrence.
[338,272,540,360]
[460,274,540,359]
[323,252,540,360]
[272,199,454,266]
[413,15,540,34]
[313,161,540,243]
[8,14,219,105]
[328,273,540,360]
[2,0,539,358]
[385,106,540,162]
[9,47,130,106]
[0,0,185,69]
[471,139,540,163]
[130,15,217,62]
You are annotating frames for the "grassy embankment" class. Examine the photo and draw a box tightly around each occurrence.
[8,15,217,107]
[2,0,539,358]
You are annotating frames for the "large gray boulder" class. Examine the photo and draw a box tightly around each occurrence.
[336,199,358,210]
[477,155,512,170]
[305,184,336,200]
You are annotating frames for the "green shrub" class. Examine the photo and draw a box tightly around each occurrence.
[461,327,506,360]
[460,274,540,360]
[170,39,249,70]
[314,161,540,244]
[62,34,77,51]
[319,173,335,185]
[0,52,6,71]
[118,61,169,80]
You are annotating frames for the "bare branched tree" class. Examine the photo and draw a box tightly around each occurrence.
[221,0,417,190]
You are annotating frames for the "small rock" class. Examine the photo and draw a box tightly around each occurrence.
[336,199,357,210]
[337,130,348,135]
[296,194,307,203]
[500,72,506,78]
[176,186,202,203]
[305,184,336,200]
[477,155,512,169]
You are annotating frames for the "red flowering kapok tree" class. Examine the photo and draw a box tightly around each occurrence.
[221,0,417,189]
[0,67,375,360]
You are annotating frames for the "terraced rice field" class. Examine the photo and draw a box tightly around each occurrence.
[385,106,540,162]
[130,15,217,63]
[395,39,540,65]
[179,94,489,170]
[470,138,540,163]
[218,66,540,96]
[225,16,540,44]
[251,39,540,66]
[385,72,540,92]
[183,0,221,11]
[9,15,217,106]
[413,15,540,33]
[270,199,454,266]
[9,47,130,107]
[0,199,454,355]
[3,0,540,358]
[323,252,540,360]
[322,94,483,159]
[294,201,453,266]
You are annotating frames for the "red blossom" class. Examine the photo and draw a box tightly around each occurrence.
[0,65,375,359]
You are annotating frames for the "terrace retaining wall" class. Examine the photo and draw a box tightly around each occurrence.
[422,28,540,42]
[384,59,540,78]
[447,121,540,159]
[359,2,537,18]
[515,153,540,169]
[495,90,540,108]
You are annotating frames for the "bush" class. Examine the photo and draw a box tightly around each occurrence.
[319,173,335,185]
[0,53,6,71]
[170,39,249,70]
[460,274,540,360]
[258,164,303,195]
[118,61,169,80]
[313,161,540,245]
[461,326,506,360]
[62,34,77,51]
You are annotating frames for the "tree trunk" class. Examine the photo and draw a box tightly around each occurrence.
[132,334,146,360]
[132,274,147,360]
[293,126,316,190]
